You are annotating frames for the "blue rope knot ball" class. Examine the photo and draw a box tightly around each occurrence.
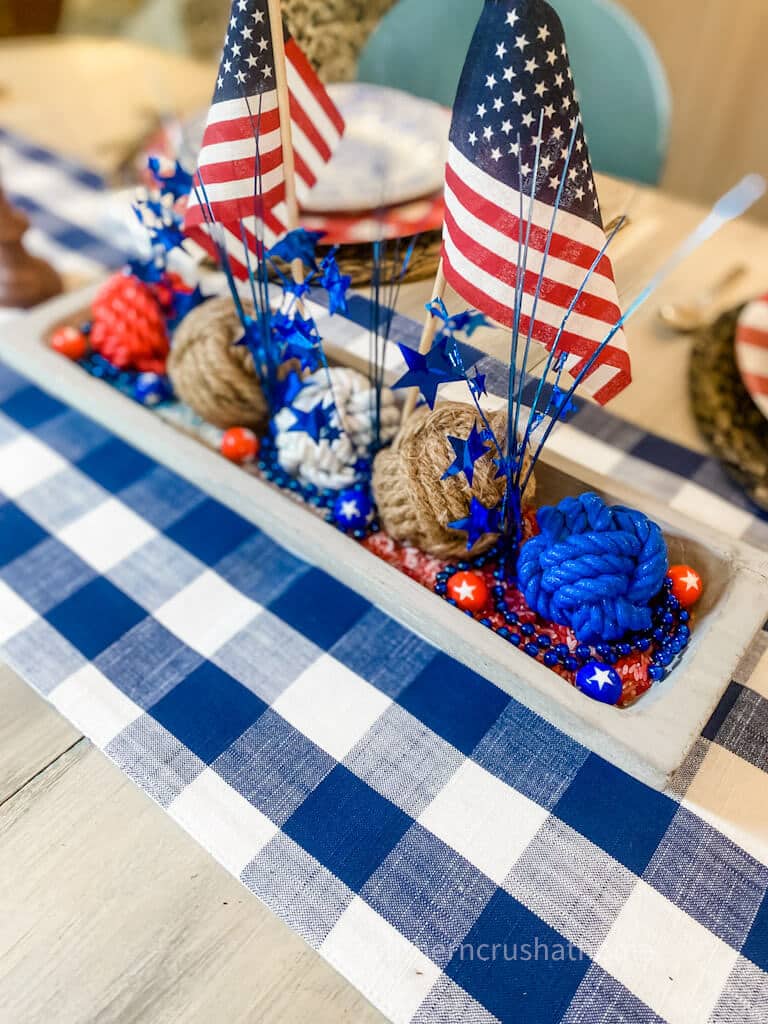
[518,493,668,643]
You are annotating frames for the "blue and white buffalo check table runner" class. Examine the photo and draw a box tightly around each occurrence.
[2,128,768,1024]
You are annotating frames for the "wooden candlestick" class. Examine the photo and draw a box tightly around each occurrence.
[0,185,62,308]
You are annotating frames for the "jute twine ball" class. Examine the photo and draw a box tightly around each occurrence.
[373,402,536,560]
[168,297,269,433]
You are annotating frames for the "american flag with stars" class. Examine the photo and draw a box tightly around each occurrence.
[184,0,344,278]
[442,0,631,404]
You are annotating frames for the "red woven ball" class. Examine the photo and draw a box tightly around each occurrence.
[90,272,169,374]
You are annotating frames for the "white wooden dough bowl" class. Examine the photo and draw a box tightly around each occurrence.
[2,286,767,791]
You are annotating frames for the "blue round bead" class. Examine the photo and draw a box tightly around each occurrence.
[479,618,491,628]
[595,643,612,661]
[565,656,580,672]
[498,628,510,640]
[653,627,667,643]
[133,372,172,407]
[616,642,632,658]
[648,665,666,682]
[508,633,521,646]
[332,489,372,531]
[543,651,559,668]
[635,637,652,653]
[524,642,540,658]
[555,644,570,658]
[575,644,591,661]
[435,584,447,595]
[504,612,519,625]
[521,623,536,637]
[575,661,623,705]
[679,610,690,623]
[537,635,552,649]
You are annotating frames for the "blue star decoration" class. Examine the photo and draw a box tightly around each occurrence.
[272,312,322,371]
[168,285,205,330]
[147,157,193,200]
[549,385,578,421]
[273,370,304,410]
[392,337,466,409]
[427,299,488,338]
[442,423,491,487]
[448,498,502,549]
[469,373,487,398]
[287,404,328,444]
[320,252,351,316]
[267,229,325,272]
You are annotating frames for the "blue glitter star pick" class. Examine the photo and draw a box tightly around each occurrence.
[392,338,465,409]
[442,423,491,487]
[469,373,488,398]
[147,157,193,200]
[272,312,322,372]
[427,300,489,338]
[274,370,304,410]
[267,229,325,271]
[320,253,351,316]
[168,285,205,329]
[448,498,502,549]
[287,404,327,444]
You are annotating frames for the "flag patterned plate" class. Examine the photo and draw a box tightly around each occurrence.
[301,190,444,246]
[735,294,768,420]
[301,83,451,213]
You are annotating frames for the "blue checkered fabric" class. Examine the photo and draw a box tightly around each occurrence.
[3,129,768,1024]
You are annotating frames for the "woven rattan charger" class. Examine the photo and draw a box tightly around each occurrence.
[690,305,768,511]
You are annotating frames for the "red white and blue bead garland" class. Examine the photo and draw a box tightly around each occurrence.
[433,560,692,705]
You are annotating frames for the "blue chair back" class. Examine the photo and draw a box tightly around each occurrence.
[357,0,671,185]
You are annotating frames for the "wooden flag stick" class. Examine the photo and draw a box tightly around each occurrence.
[401,259,447,421]
[266,0,304,287]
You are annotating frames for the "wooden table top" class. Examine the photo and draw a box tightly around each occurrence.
[1,36,767,1024]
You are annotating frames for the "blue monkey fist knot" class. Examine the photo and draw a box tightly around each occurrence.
[517,493,669,644]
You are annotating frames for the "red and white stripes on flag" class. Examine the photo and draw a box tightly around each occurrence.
[442,143,631,406]
[184,23,343,280]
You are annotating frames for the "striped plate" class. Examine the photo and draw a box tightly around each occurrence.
[736,294,768,419]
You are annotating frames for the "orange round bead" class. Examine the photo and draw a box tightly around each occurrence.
[50,325,88,361]
[668,564,704,608]
[220,427,260,464]
[447,571,490,613]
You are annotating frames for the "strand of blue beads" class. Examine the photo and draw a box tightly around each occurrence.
[257,440,380,541]
[433,562,691,686]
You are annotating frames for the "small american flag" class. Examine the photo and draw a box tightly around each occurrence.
[443,0,631,404]
[184,0,344,278]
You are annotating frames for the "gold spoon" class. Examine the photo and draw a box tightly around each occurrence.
[658,264,748,333]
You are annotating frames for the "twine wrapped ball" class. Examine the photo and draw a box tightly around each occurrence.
[372,402,535,560]
[167,297,269,433]
[273,366,401,491]
[518,492,669,643]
